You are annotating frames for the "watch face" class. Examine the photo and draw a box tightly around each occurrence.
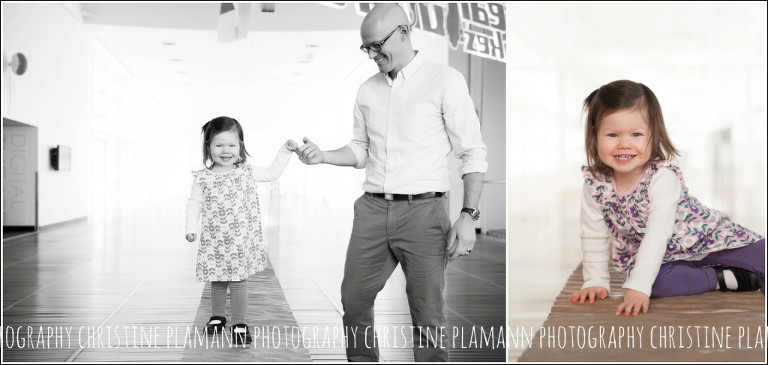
[462,208,480,220]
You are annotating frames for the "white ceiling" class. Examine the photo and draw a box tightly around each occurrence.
[79,2,766,136]
[508,2,766,68]
[80,3,376,137]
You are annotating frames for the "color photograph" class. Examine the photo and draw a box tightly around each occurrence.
[507,1,766,362]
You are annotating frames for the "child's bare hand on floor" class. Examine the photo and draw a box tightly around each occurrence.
[616,289,649,316]
[569,286,608,304]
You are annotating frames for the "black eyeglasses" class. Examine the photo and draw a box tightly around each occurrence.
[359,25,403,53]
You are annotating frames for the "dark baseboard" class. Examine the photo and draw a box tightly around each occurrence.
[39,216,88,231]
[3,216,88,243]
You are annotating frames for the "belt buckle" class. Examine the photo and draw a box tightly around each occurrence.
[384,193,394,201]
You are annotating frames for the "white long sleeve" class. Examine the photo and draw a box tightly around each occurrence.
[251,146,292,182]
[579,169,682,296]
[580,182,612,293]
[622,169,681,296]
[186,180,203,235]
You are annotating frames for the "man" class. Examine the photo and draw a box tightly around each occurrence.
[296,4,486,362]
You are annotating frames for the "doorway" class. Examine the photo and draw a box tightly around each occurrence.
[3,118,38,239]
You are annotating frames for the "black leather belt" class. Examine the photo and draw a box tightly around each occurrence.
[366,192,444,201]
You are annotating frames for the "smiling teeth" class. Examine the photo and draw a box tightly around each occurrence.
[616,155,633,160]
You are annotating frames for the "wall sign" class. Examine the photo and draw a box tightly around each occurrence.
[327,3,506,63]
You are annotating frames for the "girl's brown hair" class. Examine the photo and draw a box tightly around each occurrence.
[583,80,679,177]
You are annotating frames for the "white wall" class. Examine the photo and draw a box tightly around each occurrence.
[90,39,189,216]
[2,3,92,226]
[449,49,506,232]
[507,2,767,246]
[2,3,192,226]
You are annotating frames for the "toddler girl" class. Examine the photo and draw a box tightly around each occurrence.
[186,116,296,344]
[570,80,765,316]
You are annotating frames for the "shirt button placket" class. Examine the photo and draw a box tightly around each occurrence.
[383,77,399,193]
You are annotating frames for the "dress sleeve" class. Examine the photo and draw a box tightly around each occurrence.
[185,177,203,235]
[622,169,681,296]
[250,146,292,182]
[580,181,612,293]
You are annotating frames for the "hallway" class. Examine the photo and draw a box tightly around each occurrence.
[2,195,506,362]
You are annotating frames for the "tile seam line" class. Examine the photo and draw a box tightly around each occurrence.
[3,251,101,312]
[447,265,505,290]
[65,244,179,362]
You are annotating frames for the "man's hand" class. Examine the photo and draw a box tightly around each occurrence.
[569,286,608,304]
[616,289,649,316]
[446,213,476,261]
[296,137,324,165]
[186,234,196,242]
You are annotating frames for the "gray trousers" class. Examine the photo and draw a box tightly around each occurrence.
[341,193,451,362]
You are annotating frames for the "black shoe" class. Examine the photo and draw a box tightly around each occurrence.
[713,266,760,292]
[231,324,252,345]
[206,316,226,334]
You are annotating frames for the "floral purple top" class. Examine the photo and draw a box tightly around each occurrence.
[582,160,763,273]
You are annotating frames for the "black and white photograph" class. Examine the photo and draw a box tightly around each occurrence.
[2,2,506,362]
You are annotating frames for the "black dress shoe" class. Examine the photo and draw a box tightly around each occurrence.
[713,266,760,292]
[205,316,226,334]
[231,323,252,345]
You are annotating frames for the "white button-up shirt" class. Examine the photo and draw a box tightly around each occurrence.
[346,52,488,194]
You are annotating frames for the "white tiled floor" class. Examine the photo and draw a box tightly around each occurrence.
[2,193,505,362]
[507,176,584,361]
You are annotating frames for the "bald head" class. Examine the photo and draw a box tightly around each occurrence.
[361,4,409,35]
[360,4,415,78]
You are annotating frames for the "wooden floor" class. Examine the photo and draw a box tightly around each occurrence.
[518,263,766,362]
[2,195,506,362]
[506,178,766,362]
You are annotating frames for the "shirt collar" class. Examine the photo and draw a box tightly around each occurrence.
[386,50,423,85]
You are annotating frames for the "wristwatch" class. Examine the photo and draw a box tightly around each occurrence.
[461,207,480,221]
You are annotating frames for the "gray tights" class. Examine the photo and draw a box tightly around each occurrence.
[211,280,248,324]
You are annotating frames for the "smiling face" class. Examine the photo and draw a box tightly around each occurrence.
[208,130,241,170]
[596,108,652,190]
[361,24,403,76]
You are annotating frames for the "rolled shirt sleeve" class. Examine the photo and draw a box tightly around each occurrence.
[443,69,488,176]
[346,98,369,169]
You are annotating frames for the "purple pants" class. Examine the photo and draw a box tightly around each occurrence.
[650,239,765,297]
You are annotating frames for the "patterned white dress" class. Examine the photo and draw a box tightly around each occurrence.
[186,147,291,282]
